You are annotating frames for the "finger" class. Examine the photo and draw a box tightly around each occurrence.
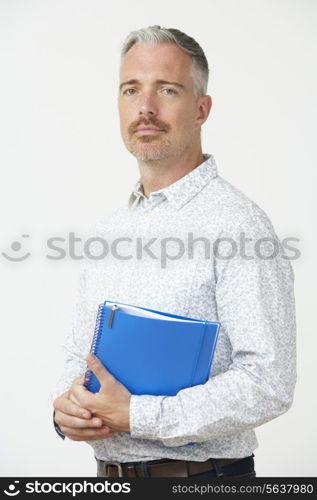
[61,425,115,441]
[69,377,88,407]
[73,375,85,385]
[54,394,91,419]
[69,391,82,407]
[85,353,116,388]
[55,411,103,429]
[71,383,93,409]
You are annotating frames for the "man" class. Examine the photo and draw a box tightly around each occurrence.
[52,25,296,478]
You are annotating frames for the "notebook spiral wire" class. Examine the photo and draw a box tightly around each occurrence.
[84,303,105,389]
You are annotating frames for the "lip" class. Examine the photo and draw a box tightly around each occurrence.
[135,127,164,134]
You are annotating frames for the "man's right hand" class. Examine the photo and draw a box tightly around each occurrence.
[53,386,115,441]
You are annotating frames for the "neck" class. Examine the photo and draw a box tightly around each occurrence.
[137,146,205,198]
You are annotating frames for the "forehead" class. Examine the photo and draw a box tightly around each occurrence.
[120,42,193,87]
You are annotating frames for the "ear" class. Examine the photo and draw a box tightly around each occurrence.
[195,95,212,127]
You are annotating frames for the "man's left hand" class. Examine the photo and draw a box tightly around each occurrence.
[69,353,131,433]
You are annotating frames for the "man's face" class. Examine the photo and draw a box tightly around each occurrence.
[118,42,203,161]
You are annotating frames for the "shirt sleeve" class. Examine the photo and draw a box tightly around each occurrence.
[53,410,65,440]
[129,212,297,447]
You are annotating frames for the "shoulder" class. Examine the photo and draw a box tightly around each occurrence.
[206,177,295,282]
[202,174,276,237]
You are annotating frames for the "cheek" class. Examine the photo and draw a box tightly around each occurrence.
[166,99,196,125]
[118,110,131,136]
[118,101,130,123]
[171,111,195,134]
[118,105,126,123]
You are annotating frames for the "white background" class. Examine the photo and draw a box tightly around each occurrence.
[0,0,316,477]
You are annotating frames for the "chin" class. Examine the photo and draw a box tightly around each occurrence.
[132,151,170,161]
[127,138,175,161]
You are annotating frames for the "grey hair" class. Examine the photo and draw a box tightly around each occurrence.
[120,25,209,97]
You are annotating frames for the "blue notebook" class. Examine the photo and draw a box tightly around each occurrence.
[84,300,220,396]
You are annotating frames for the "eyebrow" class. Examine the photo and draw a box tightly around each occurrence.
[119,79,186,91]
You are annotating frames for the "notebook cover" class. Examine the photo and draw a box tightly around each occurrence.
[84,301,220,396]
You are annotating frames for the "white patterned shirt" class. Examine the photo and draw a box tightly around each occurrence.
[52,153,296,461]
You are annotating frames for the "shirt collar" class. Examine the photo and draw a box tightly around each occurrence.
[128,153,218,211]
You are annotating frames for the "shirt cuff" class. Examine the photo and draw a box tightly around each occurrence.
[129,394,163,439]
[53,410,65,440]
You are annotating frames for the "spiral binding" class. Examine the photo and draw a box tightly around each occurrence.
[84,302,105,390]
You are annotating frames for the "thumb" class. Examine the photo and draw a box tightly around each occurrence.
[85,353,116,389]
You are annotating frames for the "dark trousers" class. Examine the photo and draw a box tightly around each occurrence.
[192,454,256,478]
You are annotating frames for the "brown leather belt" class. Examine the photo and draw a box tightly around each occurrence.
[96,457,241,478]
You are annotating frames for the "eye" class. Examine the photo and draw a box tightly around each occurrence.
[123,88,137,96]
[162,88,177,95]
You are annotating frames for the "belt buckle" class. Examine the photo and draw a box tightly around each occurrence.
[105,461,123,477]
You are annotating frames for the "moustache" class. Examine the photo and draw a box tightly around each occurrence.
[128,118,170,134]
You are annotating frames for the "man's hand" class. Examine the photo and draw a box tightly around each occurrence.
[68,353,132,433]
[53,380,115,441]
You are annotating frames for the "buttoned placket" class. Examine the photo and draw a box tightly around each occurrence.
[122,195,166,297]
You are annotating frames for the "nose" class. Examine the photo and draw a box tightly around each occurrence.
[138,91,158,117]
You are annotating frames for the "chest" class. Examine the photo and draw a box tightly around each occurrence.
[87,207,219,321]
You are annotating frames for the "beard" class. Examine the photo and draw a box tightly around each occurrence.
[123,116,198,161]
[125,129,198,161]
[125,133,174,161]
